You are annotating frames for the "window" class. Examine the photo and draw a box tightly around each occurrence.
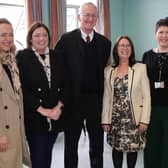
[0,0,98,49]
[0,0,26,50]
[66,0,97,31]
[66,4,79,31]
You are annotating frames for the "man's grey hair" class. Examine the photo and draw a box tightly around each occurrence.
[78,2,98,15]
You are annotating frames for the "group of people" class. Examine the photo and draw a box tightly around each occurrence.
[102,17,168,168]
[0,1,168,168]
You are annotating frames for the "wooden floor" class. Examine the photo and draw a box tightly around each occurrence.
[51,132,144,168]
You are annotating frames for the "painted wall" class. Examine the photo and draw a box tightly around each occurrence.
[110,0,168,60]
[109,0,124,45]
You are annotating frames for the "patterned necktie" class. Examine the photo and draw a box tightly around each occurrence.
[86,36,90,43]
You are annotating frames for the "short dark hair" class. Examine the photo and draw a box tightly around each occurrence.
[26,22,51,48]
[155,17,168,32]
[112,35,136,67]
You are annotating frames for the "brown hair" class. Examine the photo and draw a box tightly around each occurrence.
[0,18,12,25]
[112,35,136,67]
[26,22,51,48]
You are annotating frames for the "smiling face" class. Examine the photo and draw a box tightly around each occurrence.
[78,3,98,34]
[31,27,49,54]
[117,38,132,63]
[0,23,14,54]
[155,25,168,50]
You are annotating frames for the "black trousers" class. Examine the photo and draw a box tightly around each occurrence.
[144,106,168,168]
[27,132,58,168]
[64,94,104,168]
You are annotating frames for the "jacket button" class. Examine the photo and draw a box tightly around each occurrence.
[4,106,8,110]
[38,88,42,91]
[19,115,21,119]
[57,88,60,92]
[5,125,10,129]
[0,88,2,91]
[39,99,42,103]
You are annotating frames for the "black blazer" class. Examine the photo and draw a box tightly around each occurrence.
[55,29,111,120]
[16,49,65,134]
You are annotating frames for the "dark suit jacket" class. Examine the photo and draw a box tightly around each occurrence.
[16,49,65,134]
[55,29,111,122]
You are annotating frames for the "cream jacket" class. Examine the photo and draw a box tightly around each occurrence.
[102,63,151,125]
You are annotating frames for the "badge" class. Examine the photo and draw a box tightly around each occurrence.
[154,81,165,88]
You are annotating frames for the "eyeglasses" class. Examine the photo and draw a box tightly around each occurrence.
[118,44,131,48]
[80,13,97,19]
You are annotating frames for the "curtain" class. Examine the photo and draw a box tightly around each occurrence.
[98,0,111,40]
[26,0,42,27]
[97,0,111,64]
[25,0,65,48]
[51,0,66,47]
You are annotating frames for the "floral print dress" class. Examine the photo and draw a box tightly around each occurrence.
[107,74,146,152]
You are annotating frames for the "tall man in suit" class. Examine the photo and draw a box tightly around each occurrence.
[55,2,111,168]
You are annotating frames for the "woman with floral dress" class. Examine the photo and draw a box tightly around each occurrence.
[101,36,151,168]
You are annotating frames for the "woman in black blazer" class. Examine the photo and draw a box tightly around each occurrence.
[16,22,64,168]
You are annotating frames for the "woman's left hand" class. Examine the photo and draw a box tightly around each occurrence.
[49,101,64,120]
[138,123,148,132]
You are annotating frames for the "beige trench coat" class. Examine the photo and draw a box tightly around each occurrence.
[0,64,31,168]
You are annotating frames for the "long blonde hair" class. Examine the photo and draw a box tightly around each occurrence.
[0,18,21,97]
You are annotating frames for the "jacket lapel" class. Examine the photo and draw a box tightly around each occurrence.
[50,50,58,88]
[110,68,117,90]
[75,30,85,82]
[31,52,49,88]
[94,33,102,69]
[1,69,17,101]
[128,67,134,98]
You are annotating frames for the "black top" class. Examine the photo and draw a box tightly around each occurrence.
[142,49,168,106]
[3,64,13,87]
[16,49,65,134]
[81,37,98,93]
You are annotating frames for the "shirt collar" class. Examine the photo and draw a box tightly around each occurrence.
[80,29,94,42]
[32,47,49,55]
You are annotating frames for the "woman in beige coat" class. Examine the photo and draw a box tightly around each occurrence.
[102,36,151,168]
[0,18,31,168]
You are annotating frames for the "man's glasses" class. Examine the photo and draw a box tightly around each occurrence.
[80,13,97,19]
[118,44,131,48]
